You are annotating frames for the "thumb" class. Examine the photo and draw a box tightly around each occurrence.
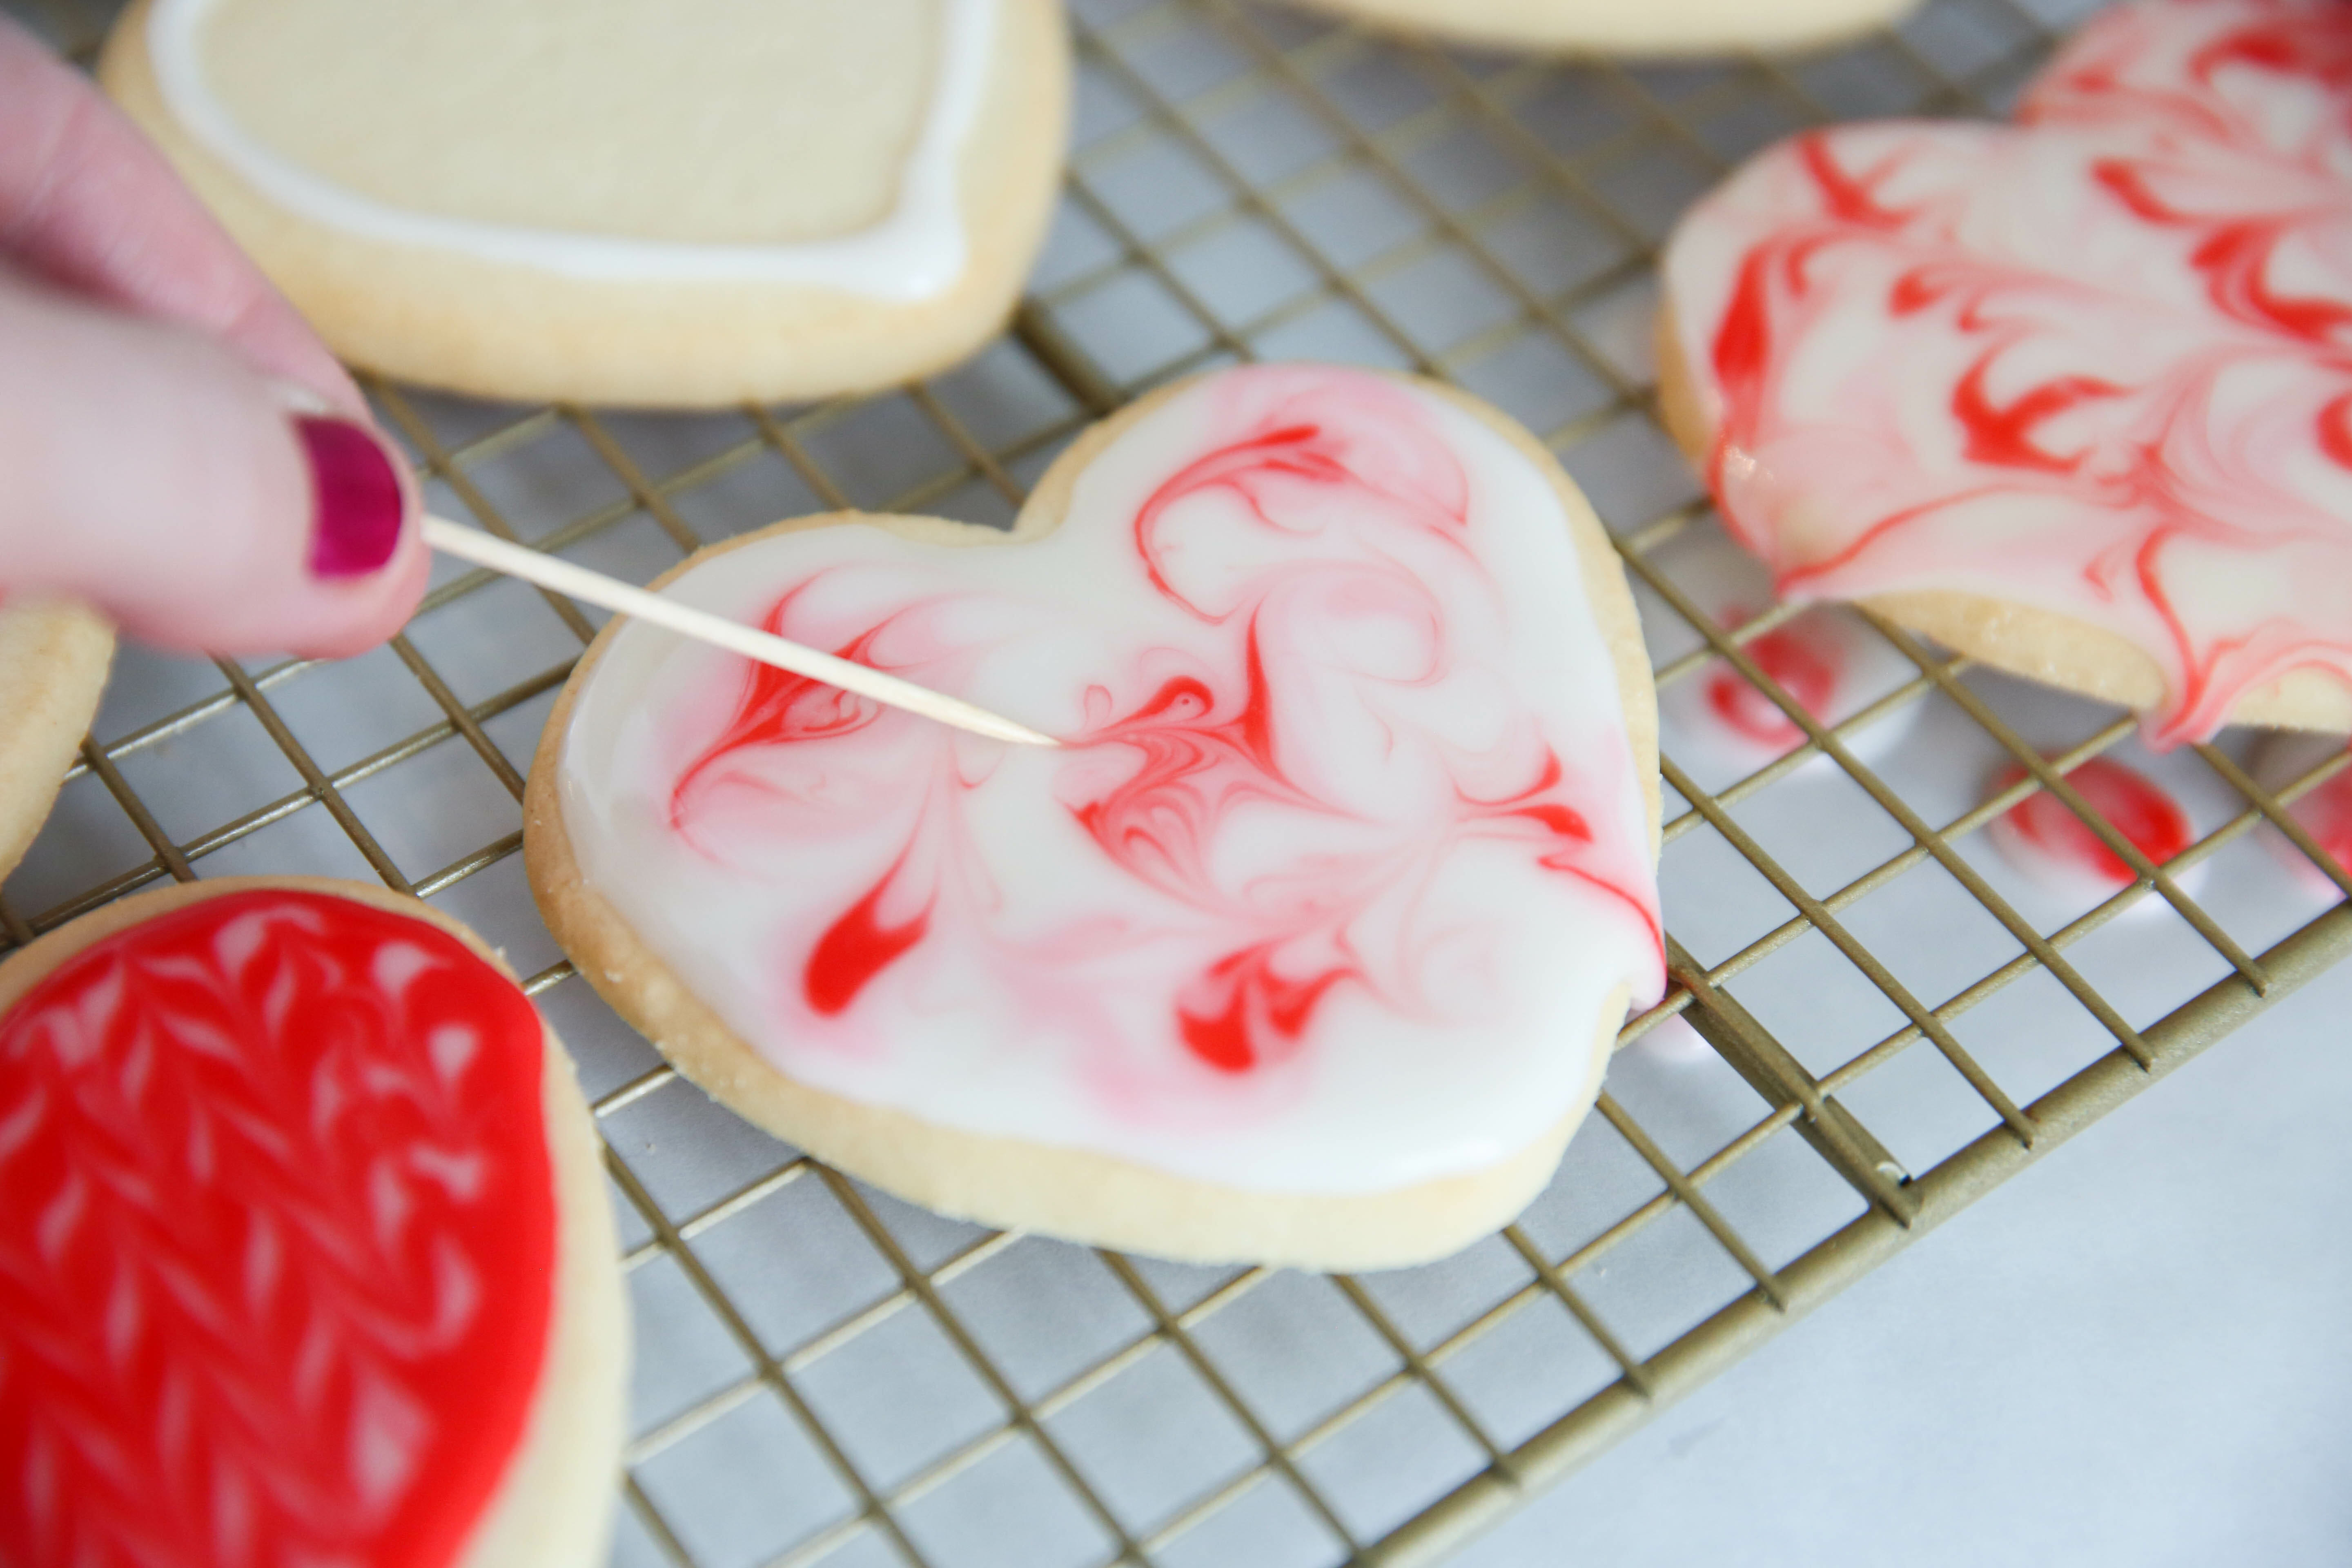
[0,267,427,659]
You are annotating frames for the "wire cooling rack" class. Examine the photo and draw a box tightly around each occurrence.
[14,0,2352,1562]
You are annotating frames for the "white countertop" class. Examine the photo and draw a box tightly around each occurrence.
[1459,956,2352,1568]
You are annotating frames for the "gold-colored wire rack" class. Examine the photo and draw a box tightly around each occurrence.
[13,0,2352,1562]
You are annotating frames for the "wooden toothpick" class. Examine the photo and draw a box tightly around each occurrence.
[421,517,1058,748]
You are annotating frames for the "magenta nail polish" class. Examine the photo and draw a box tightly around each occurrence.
[297,416,404,578]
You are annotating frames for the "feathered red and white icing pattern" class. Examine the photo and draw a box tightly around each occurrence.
[560,365,1664,1195]
[0,890,555,1568]
[1664,0,2352,746]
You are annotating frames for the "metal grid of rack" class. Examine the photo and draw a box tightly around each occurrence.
[13,0,2352,1562]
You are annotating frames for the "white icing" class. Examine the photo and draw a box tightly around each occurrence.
[145,0,997,298]
[556,368,1665,1196]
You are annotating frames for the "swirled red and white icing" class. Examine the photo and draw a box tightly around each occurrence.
[1664,0,2352,746]
[559,366,1665,1194]
[0,890,555,1568]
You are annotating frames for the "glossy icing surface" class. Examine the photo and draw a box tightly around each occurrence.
[147,0,996,297]
[1665,0,2352,745]
[560,367,1665,1194]
[0,891,555,1568]
[1987,756,2192,898]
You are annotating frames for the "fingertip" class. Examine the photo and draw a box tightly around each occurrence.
[0,280,424,661]
[283,534,430,660]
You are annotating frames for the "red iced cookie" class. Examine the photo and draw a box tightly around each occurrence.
[0,880,623,1568]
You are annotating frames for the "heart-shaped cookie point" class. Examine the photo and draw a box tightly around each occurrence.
[1661,0,2352,747]
[530,365,1664,1268]
[0,880,622,1568]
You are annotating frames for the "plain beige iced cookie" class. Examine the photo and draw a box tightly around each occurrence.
[0,875,626,1568]
[0,601,114,886]
[99,0,1070,407]
[526,367,1664,1270]
[1265,0,1918,55]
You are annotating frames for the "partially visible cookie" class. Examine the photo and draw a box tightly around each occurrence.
[1264,0,1917,54]
[1659,0,2352,746]
[0,601,113,886]
[0,877,625,1568]
[99,0,1069,406]
[528,364,1664,1270]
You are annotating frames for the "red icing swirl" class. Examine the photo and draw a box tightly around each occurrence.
[1670,0,2352,745]
[664,371,1664,1081]
[0,890,555,1568]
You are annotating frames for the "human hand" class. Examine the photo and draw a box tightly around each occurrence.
[0,16,426,658]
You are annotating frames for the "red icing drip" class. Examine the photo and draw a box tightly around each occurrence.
[0,891,554,1568]
[804,858,933,1016]
[1701,614,1845,749]
[1684,0,2352,745]
[1993,757,2192,885]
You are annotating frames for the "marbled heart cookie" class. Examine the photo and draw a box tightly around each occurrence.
[1660,0,2352,747]
[99,0,1069,406]
[0,877,625,1568]
[0,602,113,886]
[526,364,1666,1269]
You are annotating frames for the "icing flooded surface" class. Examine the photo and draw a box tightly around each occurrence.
[560,367,1664,1194]
[0,892,554,1568]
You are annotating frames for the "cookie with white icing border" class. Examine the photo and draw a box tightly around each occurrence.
[1658,0,2352,748]
[526,365,1664,1270]
[1263,0,1917,55]
[98,0,1069,406]
[0,601,113,885]
[0,876,625,1568]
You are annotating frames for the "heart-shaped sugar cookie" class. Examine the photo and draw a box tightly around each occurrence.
[98,0,1068,405]
[1660,0,2352,746]
[0,880,623,1568]
[528,365,1664,1269]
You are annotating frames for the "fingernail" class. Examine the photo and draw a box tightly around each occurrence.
[297,416,405,578]
[267,376,334,417]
